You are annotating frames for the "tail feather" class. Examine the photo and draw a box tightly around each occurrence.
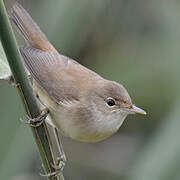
[9,3,56,52]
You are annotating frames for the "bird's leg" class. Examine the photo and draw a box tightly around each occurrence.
[53,128,66,172]
[54,127,66,162]
[39,128,66,179]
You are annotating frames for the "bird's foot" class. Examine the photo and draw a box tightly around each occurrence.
[40,157,66,179]
[20,108,49,127]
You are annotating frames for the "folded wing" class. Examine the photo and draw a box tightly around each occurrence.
[20,45,92,104]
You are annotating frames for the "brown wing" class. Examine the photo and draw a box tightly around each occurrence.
[20,45,101,104]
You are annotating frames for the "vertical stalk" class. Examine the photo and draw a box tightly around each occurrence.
[0,1,63,179]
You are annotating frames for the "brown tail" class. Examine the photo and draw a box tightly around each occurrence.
[9,3,57,52]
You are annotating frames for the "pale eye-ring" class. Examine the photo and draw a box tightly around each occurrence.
[106,98,116,107]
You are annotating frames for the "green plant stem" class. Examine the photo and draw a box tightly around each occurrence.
[0,1,63,179]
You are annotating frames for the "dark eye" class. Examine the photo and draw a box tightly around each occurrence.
[106,98,116,106]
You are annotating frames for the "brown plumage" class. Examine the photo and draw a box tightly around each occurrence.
[9,4,146,142]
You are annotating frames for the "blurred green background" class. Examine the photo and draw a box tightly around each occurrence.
[1,0,180,179]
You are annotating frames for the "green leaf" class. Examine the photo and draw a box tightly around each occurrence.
[0,41,11,80]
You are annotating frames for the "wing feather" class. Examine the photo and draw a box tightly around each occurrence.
[20,45,82,104]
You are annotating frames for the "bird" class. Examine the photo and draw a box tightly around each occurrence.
[9,3,146,143]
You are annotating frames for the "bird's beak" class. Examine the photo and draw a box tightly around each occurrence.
[131,105,146,115]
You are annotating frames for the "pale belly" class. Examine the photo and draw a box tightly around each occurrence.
[33,81,127,142]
